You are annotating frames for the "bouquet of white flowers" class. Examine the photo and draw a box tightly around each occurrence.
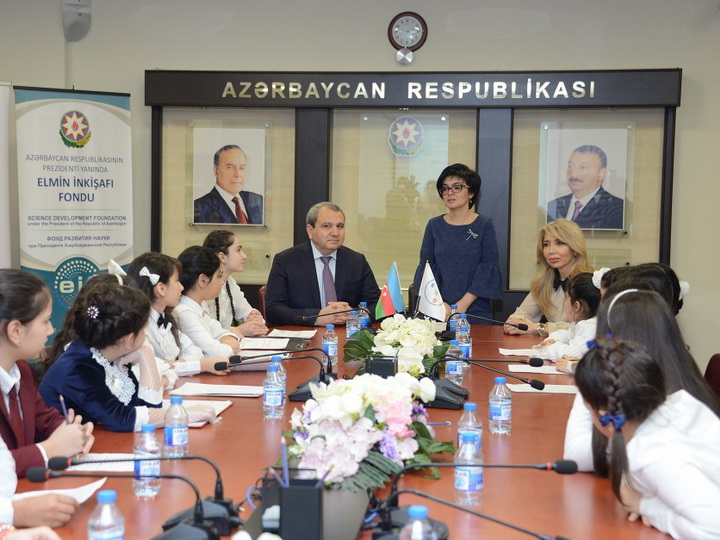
[343,314,449,377]
[286,372,454,492]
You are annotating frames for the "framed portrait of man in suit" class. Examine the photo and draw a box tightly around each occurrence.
[542,127,628,231]
[192,127,266,226]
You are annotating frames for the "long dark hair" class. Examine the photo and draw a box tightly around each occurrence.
[575,337,665,500]
[589,289,719,475]
[601,262,684,314]
[178,246,221,291]
[126,252,183,346]
[202,230,241,325]
[0,269,51,338]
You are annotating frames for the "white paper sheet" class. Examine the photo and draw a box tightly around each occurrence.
[508,365,565,375]
[499,347,545,357]
[507,383,578,394]
[162,399,233,427]
[170,382,263,397]
[268,329,317,339]
[241,337,289,349]
[12,478,107,503]
[68,454,135,472]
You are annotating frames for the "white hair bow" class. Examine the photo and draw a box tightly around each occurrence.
[139,266,160,285]
[107,259,126,285]
[679,280,690,300]
[592,267,611,290]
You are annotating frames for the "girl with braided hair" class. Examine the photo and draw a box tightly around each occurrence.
[575,337,720,538]
[564,289,719,473]
[202,230,267,337]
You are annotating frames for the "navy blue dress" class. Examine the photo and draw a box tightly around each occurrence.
[412,214,503,322]
[39,339,161,432]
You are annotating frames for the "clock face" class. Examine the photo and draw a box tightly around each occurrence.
[388,12,427,52]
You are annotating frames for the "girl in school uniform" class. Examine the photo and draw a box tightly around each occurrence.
[0,269,93,478]
[533,272,600,373]
[126,252,230,376]
[575,337,720,539]
[202,230,267,337]
[173,246,241,358]
[39,278,165,432]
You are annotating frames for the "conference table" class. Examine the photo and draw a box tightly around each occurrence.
[19,325,671,540]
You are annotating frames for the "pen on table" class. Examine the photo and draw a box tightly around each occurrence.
[59,395,71,424]
[427,421,452,426]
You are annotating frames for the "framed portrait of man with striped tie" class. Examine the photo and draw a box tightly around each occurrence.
[192,128,266,226]
[544,127,626,231]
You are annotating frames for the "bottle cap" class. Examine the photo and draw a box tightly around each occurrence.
[494,376,507,384]
[141,424,156,432]
[326,324,335,330]
[97,490,117,504]
[463,402,477,411]
[451,304,457,309]
[459,313,467,317]
[170,395,183,405]
[407,505,429,519]
[450,339,459,345]
[350,311,358,315]
[460,432,475,443]
[268,364,279,372]
[359,302,367,306]
[271,355,282,363]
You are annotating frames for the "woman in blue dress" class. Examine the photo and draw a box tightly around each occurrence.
[412,163,503,323]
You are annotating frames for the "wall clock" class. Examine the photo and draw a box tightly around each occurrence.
[388,12,427,65]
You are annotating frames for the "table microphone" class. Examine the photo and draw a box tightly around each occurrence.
[47,454,242,534]
[376,460,576,538]
[26,467,222,540]
[472,357,545,367]
[297,308,356,323]
[385,489,572,540]
[461,313,529,331]
[464,359,546,390]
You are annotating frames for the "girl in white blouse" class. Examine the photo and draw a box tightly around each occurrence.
[126,252,230,377]
[575,337,720,539]
[173,246,241,359]
[202,230,267,337]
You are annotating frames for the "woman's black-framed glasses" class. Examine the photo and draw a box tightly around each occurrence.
[440,184,469,195]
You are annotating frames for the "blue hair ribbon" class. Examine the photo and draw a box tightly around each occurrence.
[599,413,626,431]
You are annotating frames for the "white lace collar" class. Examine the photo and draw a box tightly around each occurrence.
[90,347,135,405]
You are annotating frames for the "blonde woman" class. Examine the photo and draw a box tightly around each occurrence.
[505,219,593,336]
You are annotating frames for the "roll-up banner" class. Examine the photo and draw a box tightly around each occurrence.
[15,87,133,331]
[0,83,11,267]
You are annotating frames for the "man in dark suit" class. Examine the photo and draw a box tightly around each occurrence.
[546,145,624,230]
[194,145,264,224]
[265,202,380,327]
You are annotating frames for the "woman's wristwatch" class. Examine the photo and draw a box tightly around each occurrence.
[536,323,548,337]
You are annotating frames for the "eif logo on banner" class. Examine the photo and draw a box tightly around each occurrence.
[53,256,100,309]
[59,110,92,148]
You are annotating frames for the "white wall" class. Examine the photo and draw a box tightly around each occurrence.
[2,0,719,369]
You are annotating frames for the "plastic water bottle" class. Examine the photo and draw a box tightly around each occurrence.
[454,432,483,507]
[88,489,125,540]
[488,376,512,435]
[357,302,371,329]
[399,505,438,540]
[263,363,284,419]
[447,304,459,332]
[322,324,339,366]
[271,355,287,388]
[457,402,482,451]
[445,340,464,385]
[346,310,360,339]
[456,314,472,359]
[133,424,161,498]
[163,395,189,457]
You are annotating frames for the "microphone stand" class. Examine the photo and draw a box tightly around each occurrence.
[383,489,571,540]
[464,359,546,390]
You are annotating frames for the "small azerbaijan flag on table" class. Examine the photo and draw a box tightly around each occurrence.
[376,262,405,319]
